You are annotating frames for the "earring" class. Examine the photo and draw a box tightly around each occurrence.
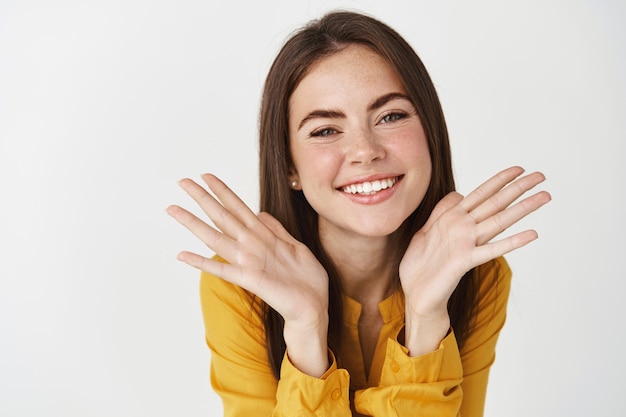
[291,180,298,188]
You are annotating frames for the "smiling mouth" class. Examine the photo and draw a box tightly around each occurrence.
[341,176,400,195]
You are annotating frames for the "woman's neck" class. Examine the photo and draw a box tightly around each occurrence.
[319,227,397,307]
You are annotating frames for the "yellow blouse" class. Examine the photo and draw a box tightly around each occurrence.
[200,256,511,416]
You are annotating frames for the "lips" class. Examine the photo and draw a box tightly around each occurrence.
[341,176,400,195]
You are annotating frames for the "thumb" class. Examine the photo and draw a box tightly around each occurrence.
[422,191,464,231]
[257,212,297,244]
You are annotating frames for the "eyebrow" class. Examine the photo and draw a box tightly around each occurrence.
[297,92,412,131]
[298,109,346,131]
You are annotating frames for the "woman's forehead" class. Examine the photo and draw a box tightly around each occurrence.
[289,45,405,108]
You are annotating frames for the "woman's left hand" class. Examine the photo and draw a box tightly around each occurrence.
[399,166,551,355]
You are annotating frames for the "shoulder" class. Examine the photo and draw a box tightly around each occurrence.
[455,257,512,376]
[462,256,512,354]
[199,255,265,343]
[199,256,276,395]
[474,255,512,282]
[473,256,512,307]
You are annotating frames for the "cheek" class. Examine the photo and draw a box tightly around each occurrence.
[390,131,431,168]
[291,145,341,183]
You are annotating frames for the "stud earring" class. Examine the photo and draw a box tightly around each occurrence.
[291,181,298,188]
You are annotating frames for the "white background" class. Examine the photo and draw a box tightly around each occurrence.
[1,0,624,416]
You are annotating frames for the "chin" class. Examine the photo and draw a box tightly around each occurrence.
[348,217,408,238]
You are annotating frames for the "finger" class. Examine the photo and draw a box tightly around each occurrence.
[459,166,525,212]
[166,204,239,261]
[471,171,547,223]
[202,174,260,230]
[176,250,254,289]
[178,177,249,240]
[422,192,464,231]
[177,250,227,274]
[472,229,539,266]
[203,174,296,249]
[475,190,551,245]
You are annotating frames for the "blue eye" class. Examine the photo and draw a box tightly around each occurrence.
[380,112,407,124]
[311,127,337,137]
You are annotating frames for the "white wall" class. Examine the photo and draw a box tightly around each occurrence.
[0,0,624,415]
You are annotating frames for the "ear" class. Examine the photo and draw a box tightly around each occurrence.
[288,169,301,190]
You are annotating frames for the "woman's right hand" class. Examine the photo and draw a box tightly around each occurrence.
[167,174,330,377]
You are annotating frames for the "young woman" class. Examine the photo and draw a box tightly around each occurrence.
[167,11,551,417]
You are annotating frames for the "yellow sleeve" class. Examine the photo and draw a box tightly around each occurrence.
[354,332,463,416]
[459,256,512,417]
[200,270,277,416]
[200,263,354,416]
[275,350,352,416]
[354,256,511,417]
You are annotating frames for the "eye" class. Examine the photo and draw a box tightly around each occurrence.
[379,112,407,124]
[310,127,338,137]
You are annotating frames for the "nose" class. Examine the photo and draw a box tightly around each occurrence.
[347,129,385,164]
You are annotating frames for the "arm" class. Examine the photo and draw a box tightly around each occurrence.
[355,167,547,416]
[400,167,548,358]
[168,175,353,415]
[459,257,512,417]
[354,257,511,417]
[200,269,277,415]
[355,331,464,416]
[201,266,353,416]
[168,174,330,377]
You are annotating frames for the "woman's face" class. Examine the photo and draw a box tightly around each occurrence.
[288,44,432,241]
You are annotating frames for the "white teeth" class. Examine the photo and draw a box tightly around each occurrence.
[342,177,398,195]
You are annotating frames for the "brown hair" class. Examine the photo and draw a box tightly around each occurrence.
[259,10,477,379]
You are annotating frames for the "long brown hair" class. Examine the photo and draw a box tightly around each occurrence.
[259,11,477,379]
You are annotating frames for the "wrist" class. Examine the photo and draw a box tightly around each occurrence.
[404,309,450,357]
[283,315,329,378]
